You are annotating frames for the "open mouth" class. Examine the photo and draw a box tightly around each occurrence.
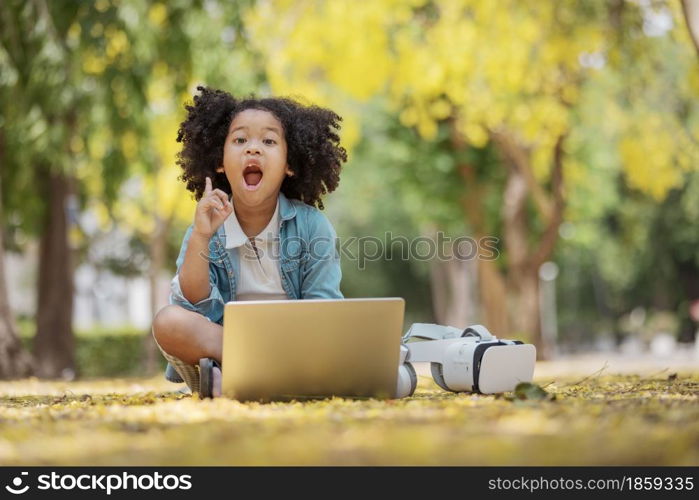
[243,164,263,190]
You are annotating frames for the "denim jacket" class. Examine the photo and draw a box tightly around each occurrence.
[164,192,343,381]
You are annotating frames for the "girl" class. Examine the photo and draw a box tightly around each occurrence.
[152,86,347,398]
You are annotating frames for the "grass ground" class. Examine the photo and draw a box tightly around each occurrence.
[0,359,697,466]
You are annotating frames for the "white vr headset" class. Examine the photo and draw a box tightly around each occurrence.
[396,323,536,398]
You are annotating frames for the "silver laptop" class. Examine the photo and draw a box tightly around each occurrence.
[221,298,405,402]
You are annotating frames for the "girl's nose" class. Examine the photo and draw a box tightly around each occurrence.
[245,141,261,155]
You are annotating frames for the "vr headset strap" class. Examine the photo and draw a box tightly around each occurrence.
[403,323,495,342]
[403,323,462,341]
[462,324,495,341]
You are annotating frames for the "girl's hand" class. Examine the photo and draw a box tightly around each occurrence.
[192,177,234,239]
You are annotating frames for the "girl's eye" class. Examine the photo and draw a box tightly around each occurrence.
[233,137,246,144]
[264,139,277,145]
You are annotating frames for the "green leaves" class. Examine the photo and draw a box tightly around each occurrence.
[513,382,555,402]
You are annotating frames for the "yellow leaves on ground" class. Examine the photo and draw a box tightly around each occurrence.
[0,374,696,465]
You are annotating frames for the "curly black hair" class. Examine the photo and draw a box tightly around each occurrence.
[176,86,347,210]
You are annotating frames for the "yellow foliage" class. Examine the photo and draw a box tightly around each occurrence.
[95,0,110,13]
[105,27,129,61]
[67,22,81,43]
[115,193,154,234]
[110,118,196,236]
[462,123,488,149]
[615,106,698,201]
[245,0,596,157]
[90,22,104,38]
[257,0,393,100]
[82,50,106,75]
[148,3,168,27]
[243,0,697,203]
[563,158,586,188]
[245,0,398,150]
[89,66,199,239]
[69,225,84,248]
[93,202,111,230]
[531,146,553,181]
[87,129,108,162]
[147,111,197,224]
[620,135,682,202]
[120,131,138,161]
[399,107,418,127]
[417,117,437,141]
[70,135,84,154]
[429,99,451,121]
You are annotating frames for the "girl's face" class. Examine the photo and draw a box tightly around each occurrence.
[218,108,292,207]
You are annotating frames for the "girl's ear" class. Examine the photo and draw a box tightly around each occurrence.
[285,165,294,177]
[216,166,224,173]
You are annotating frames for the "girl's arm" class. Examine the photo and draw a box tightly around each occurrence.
[168,225,225,324]
[178,231,215,304]
[179,176,233,304]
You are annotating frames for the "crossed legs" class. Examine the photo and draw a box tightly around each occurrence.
[152,305,223,365]
[152,305,223,396]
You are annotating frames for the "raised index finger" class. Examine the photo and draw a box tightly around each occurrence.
[204,176,212,195]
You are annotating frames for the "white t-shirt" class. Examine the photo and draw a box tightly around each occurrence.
[223,199,289,301]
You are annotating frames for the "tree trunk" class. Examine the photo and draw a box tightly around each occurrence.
[501,153,541,346]
[144,213,171,375]
[491,131,566,359]
[510,266,543,348]
[429,255,449,325]
[449,121,565,355]
[0,255,33,378]
[429,247,478,328]
[0,163,34,378]
[450,120,510,336]
[34,168,75,379]
[682,0,699,57]
[476,258,510,337]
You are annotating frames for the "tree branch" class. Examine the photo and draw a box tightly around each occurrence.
[490,128,553,222]
[530,134,566,269]
[449,118,487,235]
[682,0,699,58]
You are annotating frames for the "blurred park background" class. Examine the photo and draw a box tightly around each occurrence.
[1,0,699,381]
